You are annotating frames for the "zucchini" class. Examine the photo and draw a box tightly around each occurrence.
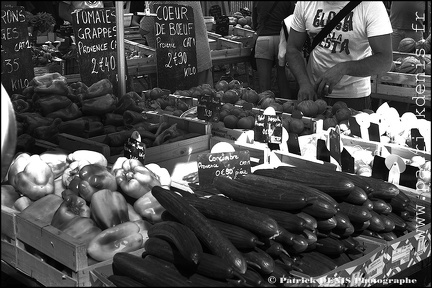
[337,202,372,223]
[147,221,203,265]
[295,212,318,230]
[387,212,407,232]
[237,173,339,208]
[315,237,347,256]
[265,166,356,196]
[243,247,275,275]
[184,194,280,239]
[213,175,315,210]
[359,176,399,199]
[368,211,386,232]
[284,234,309,255]
[208,219,265,250]
[143,237,245,281]
[112,252,191,286]
[371,198,392,214]
[335,186,368,205]
[316,216,337,231]
[151,187,247,274]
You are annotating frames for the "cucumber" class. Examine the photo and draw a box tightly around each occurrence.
[368,211,386,232]
[338,202,372,223]
[335,186,368,205]
[370,198,392,214]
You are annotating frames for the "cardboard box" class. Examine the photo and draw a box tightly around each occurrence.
[384,223,431,278]
[289,236,387,287]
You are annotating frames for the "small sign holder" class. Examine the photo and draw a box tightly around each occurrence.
[253,114,282,144]
[197,94,221,122]
[124,131,146,164]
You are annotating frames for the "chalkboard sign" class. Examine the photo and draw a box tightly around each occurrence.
[197,94,221,122]
[254,114,282,143]
[154,4,198,92]
[71,8,126,95]
[329,126,342,166]
[209,5,222,18]
[1,6,34,95]
[197,151,251,187]
[215,15,230,36]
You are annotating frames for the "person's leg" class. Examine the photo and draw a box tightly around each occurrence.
[255,36,274,92]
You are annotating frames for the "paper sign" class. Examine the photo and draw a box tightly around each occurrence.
[410,128,425,151]
[317,139,331,163]
[197,94,221,122]
[329,126,342,166]
[287,133,301,155]
[254,114,282,144]
[124,131,146,164]
[197,151,251,187]
[368,122,381,142]
[341,148,355,173]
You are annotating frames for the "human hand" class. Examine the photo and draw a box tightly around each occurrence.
[297,84,317,101]
[314,63,346,97]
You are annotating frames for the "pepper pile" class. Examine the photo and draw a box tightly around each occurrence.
[2,151,172,262]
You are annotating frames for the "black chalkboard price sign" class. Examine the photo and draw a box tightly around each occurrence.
[197,94,221,122]
[254,114,282,143]
[71,8,124,95]
[1,6,34,95]
[197,151,251,188]
[215,15,230,36]
[154,4,198,93]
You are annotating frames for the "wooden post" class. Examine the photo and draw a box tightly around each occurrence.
[116,1,127,97]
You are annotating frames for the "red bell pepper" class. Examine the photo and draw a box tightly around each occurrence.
[90,189,130,230]
[66,163,117,202]
[87,220,148,262]
[114,159,161,199]
[51,194,91,230]
[61,216,102,249]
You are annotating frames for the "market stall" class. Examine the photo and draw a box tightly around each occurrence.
[1,2,431,288]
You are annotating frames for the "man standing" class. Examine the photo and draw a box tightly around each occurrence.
[286,1,393,111]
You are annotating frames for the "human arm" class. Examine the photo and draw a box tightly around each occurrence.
[286,29,317,101]
[314,33,393,97]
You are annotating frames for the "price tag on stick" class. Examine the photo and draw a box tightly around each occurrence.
[197,94,221,122]
[287,133,301,156]
[124,131,146,165]
[329,126,342,166]
[341,148,355,173]
[317,139,331,163]
[254,114,282,144]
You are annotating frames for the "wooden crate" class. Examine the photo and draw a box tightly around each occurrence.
[1,205,19,267]
[210,37,251,61]
[59,114,211,165]
[224,26,256,48]
[371,52,431,107]
[14,210,144,287]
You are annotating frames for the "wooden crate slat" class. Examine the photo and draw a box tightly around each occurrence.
[58,133,111,159]
[1,240,17,268]
[16,247,79,287]
[1,205,18,239]
[16,213,88,271]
